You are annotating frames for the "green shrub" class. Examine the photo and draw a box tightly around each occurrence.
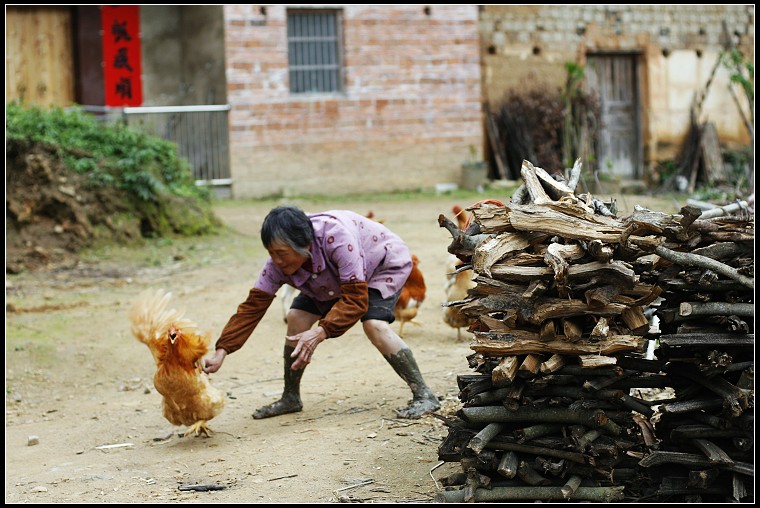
[6,101,212,203]
[6,100,222,240]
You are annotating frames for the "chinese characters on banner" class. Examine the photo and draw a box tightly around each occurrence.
[102,5,143,106]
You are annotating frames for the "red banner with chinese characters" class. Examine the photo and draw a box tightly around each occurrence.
[102,5,143,106]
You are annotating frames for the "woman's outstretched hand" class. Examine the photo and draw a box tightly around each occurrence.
[203,348,227,373]
[288,326,327,370]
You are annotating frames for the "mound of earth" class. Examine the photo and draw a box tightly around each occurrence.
[6,140,137,273]
[6,139,221,274]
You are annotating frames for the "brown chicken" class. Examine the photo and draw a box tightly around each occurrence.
[443,205,477,340]
[394,254,426,337]
[129,289,225,437]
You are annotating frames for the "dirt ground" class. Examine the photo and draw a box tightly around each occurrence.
[5,191,681,504]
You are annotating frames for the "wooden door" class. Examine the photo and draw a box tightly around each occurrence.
[6,6,76,107]
[585,54,641,179]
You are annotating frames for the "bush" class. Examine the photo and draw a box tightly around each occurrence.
[6,101,223,272]
[6,101,214,203]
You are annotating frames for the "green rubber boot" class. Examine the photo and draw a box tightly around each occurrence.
[253,344,304,419]
[384,347,441,419]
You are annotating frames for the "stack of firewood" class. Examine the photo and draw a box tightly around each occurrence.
[434,160,754,503]
[634,205,754,502]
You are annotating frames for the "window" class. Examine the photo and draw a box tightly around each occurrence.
[287,9,343,94]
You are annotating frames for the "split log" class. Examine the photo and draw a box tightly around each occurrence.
[517,354,543,377]
[566,158,582,192]
[468,387,511,407]
[435,485,625,503]
[468,422,505,454]
[500,383,524,410]
[514,423,564,443]
[517,460,552,486]
[666,365,749,417]
[539,320,557,341]
[544,242,587,292]
[697,200,750,219]
[497,451,519,478]
[438,214,492,257]
[471,334,646,356]
[460,406,609,428]
[573,428,601,451]
[640,451,708,469]
[484,440,590,465]
[642,244,754,288]
[621,305,650,332]
[577,355,617,368]
[478,313,515,332]
[539,354,565,373]
[472,201,620,236]
[561,319,583,342]
[533,164,575,201]
[590,317,610,340]
[657,333,754,349]
[486,260,631,285]
[520,160,553,204]
[691,438,735,465]
[561,475,583,499]
[585,285,621,308]
[585,239,615,262]
[491,356,519,387]
[659,398,724,414]
[463,293,638,328]
[472,231,547,276]
[632,414,657,447]
[678,301,754,318]
[692,241,753,260]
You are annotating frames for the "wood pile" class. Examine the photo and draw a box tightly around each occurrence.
[434,160,754,503]
[638,201,754,502]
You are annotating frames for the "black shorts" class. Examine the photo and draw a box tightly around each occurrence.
[290,287,400,323]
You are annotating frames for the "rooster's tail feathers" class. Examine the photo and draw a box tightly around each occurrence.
[129,289,198,344]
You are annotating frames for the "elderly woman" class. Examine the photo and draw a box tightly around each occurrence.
[204,205,440,419]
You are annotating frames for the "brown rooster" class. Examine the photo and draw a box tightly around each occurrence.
[129,289,225,437]
[394,254,426,337]
[443,205,477,340]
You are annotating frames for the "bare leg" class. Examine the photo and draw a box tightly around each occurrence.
[252,309,319,419]
[363,319,441,419]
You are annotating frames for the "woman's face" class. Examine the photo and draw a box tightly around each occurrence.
[267,241,309,276]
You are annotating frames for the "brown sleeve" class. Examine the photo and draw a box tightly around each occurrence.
[214,288,275,355]
[319,280,369,338]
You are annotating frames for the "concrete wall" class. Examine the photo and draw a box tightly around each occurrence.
[223,5,483,199]
[480,5,754,169]
[141,6,227,106]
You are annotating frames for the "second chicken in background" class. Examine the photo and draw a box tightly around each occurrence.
[394,254,426,337]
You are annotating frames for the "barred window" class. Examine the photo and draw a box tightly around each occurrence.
[287,9,343,94]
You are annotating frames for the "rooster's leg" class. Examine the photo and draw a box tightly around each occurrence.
[185,420,212,437]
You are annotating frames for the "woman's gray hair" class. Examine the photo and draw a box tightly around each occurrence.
[261,205,313,258]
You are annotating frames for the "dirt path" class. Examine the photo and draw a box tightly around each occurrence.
[5,192,679,503]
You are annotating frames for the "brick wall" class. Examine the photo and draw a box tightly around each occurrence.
[480,5,754,167]
[223,5,483,199]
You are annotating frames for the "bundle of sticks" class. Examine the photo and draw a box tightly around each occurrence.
[435,160,753,503]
